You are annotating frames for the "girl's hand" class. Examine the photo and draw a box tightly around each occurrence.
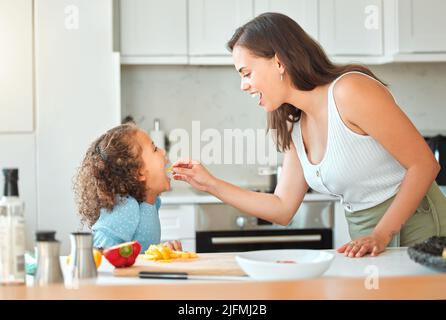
[337,233,389,258]
[171,159,217,193]
[162,240,182,252]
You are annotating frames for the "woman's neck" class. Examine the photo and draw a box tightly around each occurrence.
[286,84,330,119]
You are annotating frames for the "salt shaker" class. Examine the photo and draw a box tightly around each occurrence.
[68,232,97,282]
[34,231,64,286]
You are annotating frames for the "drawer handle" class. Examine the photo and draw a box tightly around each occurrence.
[211,235,322,244]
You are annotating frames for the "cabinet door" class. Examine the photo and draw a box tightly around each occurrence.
[0,0,33,132]
[159,205,196,241]
[189,0,254,56]
[120,0,187,57]
[319,0,383,56]
[254,0,318,41]
[399,0,446,53]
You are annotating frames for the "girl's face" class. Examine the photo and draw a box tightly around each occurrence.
[135,130,171,196]
[232,45,288,112]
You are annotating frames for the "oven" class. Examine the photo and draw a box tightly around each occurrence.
[195,199,334,253]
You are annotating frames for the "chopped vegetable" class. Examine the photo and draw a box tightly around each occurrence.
[103,241,141,268]
[144,243,198,262]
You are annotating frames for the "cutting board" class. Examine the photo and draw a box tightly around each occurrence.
[113,252,246,277]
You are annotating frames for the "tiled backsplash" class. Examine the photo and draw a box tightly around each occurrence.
[122,63,446,185]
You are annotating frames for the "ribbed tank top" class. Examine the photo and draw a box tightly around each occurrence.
[292,71,407,212]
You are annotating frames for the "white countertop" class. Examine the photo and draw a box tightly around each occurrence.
[28,247,438,287]
[160,187,339,205]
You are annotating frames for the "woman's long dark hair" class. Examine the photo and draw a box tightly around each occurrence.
[227,12,385,152]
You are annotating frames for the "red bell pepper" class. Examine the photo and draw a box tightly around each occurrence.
[103,241,141,268]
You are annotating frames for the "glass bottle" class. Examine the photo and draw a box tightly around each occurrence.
[0,168,26,285]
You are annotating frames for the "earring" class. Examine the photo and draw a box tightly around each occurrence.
[280,73,283,81]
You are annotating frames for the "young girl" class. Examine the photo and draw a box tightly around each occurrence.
[74,123,181,252]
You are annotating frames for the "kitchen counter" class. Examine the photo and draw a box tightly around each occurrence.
[160,187,339,205]
[1,248,445,299]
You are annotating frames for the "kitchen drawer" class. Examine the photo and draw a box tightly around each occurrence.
[159,204,196,240]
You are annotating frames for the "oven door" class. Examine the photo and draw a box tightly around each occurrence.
[195,200,334,253]
[196,229,333,253]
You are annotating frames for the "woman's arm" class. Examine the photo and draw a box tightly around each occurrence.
[334,73,440,257]
[172,143,309,225]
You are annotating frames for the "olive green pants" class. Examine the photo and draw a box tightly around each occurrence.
[344,181,446,247]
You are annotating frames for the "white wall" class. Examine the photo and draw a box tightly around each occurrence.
[122,62,446,181]
[368,63,446,136]
[121,65,274,188]
[34,0,120,254]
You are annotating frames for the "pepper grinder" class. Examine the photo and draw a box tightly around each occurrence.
[34,231,64,286]
[68,232,97,282]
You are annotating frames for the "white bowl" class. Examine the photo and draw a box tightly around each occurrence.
[236,249,334,280]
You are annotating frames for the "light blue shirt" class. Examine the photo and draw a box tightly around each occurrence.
[92,196,161,252]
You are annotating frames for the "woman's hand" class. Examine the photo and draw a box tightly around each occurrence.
[172,159,217,193]
[162,240,182,251]
[337,232,389,258]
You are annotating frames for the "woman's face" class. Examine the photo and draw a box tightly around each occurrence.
[232,45,287,112]
[135,130,171,195]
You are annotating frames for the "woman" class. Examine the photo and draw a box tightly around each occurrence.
[172,13,446,258]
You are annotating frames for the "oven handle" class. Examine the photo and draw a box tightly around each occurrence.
[211,234,322,244]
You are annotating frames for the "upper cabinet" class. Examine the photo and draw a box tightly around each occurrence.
[398,0,446,53]
[118,0,446,65]
[254,0,318,41]
[188,0,254,64]
[0,0,33,132]
[120,0,188,64]
[319,0,383,56]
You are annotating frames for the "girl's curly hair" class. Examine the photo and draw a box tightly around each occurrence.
[73,123,146,227]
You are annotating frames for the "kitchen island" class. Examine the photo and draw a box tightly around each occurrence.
[1,248,445,299]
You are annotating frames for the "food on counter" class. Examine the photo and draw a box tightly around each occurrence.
[144,243,198,262]
[103,241,141,268]
[93,249,102,268]
[65,248,103,268]
[276,260,297,264]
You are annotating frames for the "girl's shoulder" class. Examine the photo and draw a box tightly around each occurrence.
[92,196,142,245]
[111,195,141,218]
[95,196,140,224]
[139,197,162,213]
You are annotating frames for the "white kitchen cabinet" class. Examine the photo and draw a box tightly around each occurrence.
[188,0,254,64]
[319,0,384,56]
[398,0,446,53]
[333,201,350,248]
[254,0,318,41]
[35,0,120,254]
[0,0,33,132]
[159,204,195,241]
[120,0,188,64]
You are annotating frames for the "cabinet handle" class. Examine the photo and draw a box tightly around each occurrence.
[211,235,321,244]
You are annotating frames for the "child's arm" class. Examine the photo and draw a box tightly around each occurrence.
[162,240,182,251]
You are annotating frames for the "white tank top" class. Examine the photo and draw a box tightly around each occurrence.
[292,71,407,212]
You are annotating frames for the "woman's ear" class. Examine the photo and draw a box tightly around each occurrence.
[274,54,285,74]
